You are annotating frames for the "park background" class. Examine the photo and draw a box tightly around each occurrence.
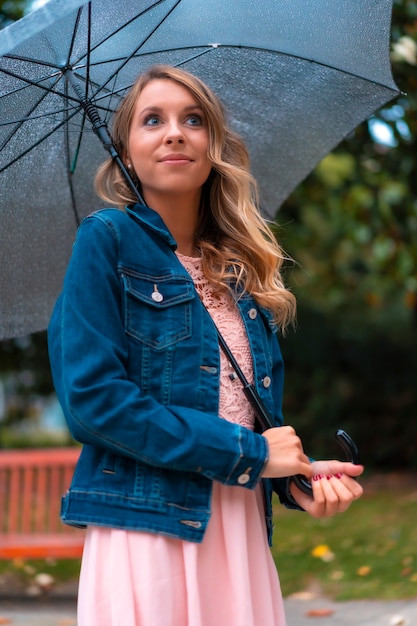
[0,0,416,603]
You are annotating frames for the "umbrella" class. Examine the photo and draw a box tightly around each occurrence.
[0,0,399,339]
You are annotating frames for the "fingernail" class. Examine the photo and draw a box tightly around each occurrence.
[326,475,333,480]
[313,474,323,481]
[335,473,344,479]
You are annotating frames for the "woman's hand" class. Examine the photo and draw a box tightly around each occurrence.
[261,426,313,480]
[289,460,364,518]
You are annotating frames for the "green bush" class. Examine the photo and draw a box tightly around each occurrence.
[281,304,417,469]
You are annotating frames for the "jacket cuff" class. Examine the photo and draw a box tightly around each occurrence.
[271,476,305,511]
[223,427,269,489]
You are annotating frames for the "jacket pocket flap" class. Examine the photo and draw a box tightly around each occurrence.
[122,272,195,308]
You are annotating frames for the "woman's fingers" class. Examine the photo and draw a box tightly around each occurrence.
[289,469,364,518]
[306,473,364,518]
[312,460,364,479]
[313,474,351,515]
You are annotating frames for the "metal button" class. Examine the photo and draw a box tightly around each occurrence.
[180,520,202,528]
[200,365,218,374]
[262,376,271,388]
[237,473,250,485]
[248,308,257,319]
[151,284,164,302]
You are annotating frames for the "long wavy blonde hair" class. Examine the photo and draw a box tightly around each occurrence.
[95,65,296,330]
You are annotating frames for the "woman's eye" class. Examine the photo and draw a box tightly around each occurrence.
[144,115,160,126]
[186,114,203,126]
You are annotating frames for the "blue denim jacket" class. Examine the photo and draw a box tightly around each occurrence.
[48,203,294,544]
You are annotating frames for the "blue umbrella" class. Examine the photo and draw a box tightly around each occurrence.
[0,0,399,339]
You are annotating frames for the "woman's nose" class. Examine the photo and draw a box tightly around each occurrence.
[164,121,185,144]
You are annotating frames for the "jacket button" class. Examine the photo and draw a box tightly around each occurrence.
[180,520,202,528]
[248,308,258,320]
[237,473,250,485]
[200,365,218,374]
[262,376,271,388]
[151,290,163,302]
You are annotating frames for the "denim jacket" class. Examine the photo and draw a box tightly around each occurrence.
[48,203,295,544]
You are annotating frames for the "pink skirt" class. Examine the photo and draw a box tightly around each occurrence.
[77,482,286,626]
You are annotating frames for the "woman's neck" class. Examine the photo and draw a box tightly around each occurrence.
[145,191,201,256]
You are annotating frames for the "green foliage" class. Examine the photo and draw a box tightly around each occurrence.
[278,0,417,324]
[0,0,25,28]
[0,557,80,595]
[0,332,54,428]
[280,305,417,469]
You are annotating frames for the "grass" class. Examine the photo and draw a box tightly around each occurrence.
[0,556,80,597]
[1,473,417,602]
[271,473,417,601]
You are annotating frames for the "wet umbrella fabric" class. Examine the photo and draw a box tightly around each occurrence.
[0,0,399,339]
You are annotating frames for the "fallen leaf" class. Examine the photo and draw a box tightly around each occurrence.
[287,591,317,600]
[311,544,331,558]
[306,608,335,617]
[357,565,371,576]
[389,615,409,626]
[34,572,55,588]
[311,544,335,562]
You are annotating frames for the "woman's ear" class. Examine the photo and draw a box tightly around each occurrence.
[122,151,131,168]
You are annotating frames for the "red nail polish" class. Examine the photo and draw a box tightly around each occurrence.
[326,475,333,480]
[335,473,344,479]
[313,474,322,481]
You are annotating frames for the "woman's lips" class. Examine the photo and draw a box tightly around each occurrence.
[159,153,193,164]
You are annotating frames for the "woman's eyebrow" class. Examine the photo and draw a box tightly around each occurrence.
[139,104,204,115]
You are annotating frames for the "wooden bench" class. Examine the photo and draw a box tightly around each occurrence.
[0,447,84,559]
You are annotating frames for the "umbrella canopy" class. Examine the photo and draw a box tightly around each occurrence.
[0,0,399,339]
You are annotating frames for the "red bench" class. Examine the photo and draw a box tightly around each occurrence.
[0,448,84,559]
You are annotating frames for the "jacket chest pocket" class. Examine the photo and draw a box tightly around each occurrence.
[121,272,195,350]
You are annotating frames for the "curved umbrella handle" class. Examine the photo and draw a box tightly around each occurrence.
[291,429,360,496]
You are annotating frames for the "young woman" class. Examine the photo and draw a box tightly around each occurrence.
[48,65,363,626]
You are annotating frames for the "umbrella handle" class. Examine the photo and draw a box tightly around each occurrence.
[291,429,360,496]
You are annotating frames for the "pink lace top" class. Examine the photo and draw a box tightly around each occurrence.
[177,253,255,430]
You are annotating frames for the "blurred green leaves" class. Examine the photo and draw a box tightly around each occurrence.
[0,0,25,28]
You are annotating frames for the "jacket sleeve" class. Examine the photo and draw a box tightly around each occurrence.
[48,214,268,489]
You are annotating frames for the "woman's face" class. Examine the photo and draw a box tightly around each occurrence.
[127,78,212,206]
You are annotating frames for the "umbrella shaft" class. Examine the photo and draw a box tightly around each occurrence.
[66,70,112,146]
[66,69,146,206]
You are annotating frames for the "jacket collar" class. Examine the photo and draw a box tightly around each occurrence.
[125,203,177,250]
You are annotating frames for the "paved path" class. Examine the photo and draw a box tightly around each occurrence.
[1,597,417,625]
[285,597,417,625]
